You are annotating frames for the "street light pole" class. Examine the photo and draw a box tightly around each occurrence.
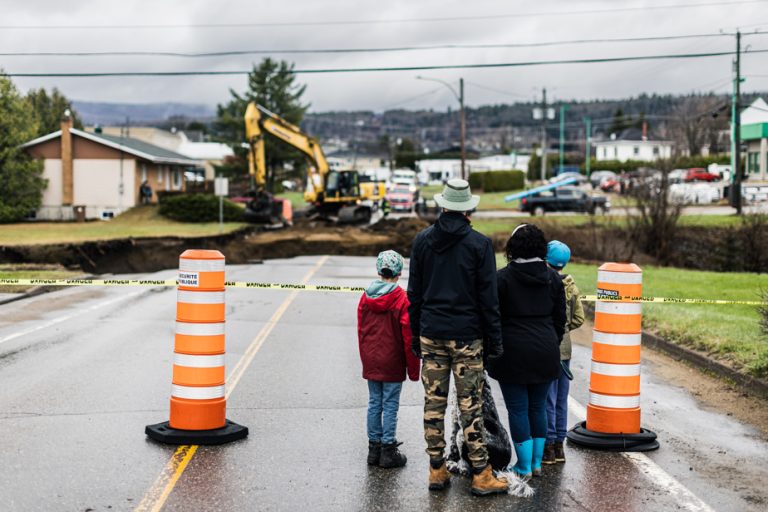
[558,104,569,175]
[584,117,592,178]
[731,30,743,214]
[416,75,466,180]
[540,88,548,182]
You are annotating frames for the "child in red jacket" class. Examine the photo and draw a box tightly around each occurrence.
[358,250,420,468]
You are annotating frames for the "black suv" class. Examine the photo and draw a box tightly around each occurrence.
[520,186,611,216]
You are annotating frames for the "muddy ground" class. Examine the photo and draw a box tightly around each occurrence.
[0,217,430,274]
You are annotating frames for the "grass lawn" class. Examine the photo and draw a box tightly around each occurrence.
[495,254,768,378]
[420,184,522,210]
[275,191,306,210]
[0,206,248,246]
[0,265,82,293]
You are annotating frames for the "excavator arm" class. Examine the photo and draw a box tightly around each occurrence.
[244,102,328,202]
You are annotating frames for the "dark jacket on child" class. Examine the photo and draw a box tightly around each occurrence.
[488,259,566,384]
[358,284,420,382]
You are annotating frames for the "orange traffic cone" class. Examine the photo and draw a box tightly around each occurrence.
[146,250,248,445]
[567,263,658,452]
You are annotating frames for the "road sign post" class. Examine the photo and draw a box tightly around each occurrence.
[215,176,229,234]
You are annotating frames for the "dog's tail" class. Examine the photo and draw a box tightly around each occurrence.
[497,470,535,498]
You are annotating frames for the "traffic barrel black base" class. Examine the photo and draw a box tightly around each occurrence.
[566,421,660,452]
[145,420,248,445]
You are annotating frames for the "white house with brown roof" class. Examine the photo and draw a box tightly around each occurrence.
[22,115,198,220]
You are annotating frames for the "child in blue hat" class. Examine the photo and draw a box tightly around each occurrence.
[543,241,585,464]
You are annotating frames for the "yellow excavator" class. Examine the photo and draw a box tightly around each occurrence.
[244,102,385,224]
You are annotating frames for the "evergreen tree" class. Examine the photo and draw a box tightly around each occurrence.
[26,87,82,137]
[0,74,46,222]
[215,58,309,182]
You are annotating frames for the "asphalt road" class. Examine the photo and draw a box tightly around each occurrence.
[0,255,766,511]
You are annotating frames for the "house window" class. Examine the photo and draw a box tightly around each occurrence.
[653,146,660,156]
[748,152,761,174]
[141,163,147,181]
[157,166,163,183]
[173,169,182,189]
[613,147,618,158]
[633,146,639,156]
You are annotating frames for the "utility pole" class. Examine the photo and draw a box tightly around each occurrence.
[540,88,548,182]
[558,104,568,174]
[730,30,743,214]
[584,117,592,178]
[460,78,466,180]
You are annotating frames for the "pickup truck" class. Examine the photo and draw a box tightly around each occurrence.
[520,186,610,216]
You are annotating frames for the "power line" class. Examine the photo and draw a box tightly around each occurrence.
[464,81,530,99]
[0,32,758,58]
[5,48,767,77]
[0,1,764,30]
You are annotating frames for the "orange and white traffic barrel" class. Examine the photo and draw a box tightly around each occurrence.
[567,262,658,452]
[146,249,248,445]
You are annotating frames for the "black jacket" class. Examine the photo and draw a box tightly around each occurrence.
[488,260,566,384]
[407,212,502,346]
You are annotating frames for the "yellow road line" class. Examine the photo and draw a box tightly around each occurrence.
[134,445,198,512]
[135,255,329,512]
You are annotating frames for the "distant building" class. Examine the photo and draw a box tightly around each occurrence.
[594,128,673,162]
[86,126,233,181]
[415,154,527,184]
[741,97,768,181]
[326,151,390,172]
[23,116,198,220]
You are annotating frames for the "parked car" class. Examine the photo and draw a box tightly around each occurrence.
[685,168,720,182]
[520,186,611,216]
[386,185,416,212]
[549,171,588,186]
[668,169,688,184]
[589,170,617,189]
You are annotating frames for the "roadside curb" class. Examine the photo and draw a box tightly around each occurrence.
[584,304,768,399]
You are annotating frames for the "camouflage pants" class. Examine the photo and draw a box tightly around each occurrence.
[421,336,488,469]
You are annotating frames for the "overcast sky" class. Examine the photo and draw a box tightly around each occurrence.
[1,0,767,112]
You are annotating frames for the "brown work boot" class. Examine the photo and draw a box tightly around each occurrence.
[554,441,566,463]
[428,461,451,490]
[542,443,557,465]
[471,465,509,496]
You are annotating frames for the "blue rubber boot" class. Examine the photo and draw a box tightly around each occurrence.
[532,438,547,477]
[508,439,533,481]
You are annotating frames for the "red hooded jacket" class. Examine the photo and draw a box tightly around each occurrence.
[357,285,420,382]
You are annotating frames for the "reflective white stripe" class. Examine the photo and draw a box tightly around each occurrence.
[593,330,642,346]
[171,384,225,399]
[174,353,225,368]
[589,392,640,409]
[598,270,643,285]
[591,361,641,377]
[595,301,642,315]
[176,322,225,336]
[179,259,225,272]
[177,290,225,304]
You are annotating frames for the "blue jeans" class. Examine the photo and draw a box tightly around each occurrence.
[367,380,403,444]
[546,360,571,443]
[498,381,550,443]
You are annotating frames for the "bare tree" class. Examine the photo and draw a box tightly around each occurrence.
[626,161,683,264]
[669,95,727,156]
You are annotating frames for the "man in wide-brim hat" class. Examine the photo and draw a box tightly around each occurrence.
[407,178,508,496]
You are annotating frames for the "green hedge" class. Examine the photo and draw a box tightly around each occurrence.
[468,170,525,192]
[158,193,243,222]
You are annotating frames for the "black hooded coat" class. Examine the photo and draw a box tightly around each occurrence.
[407,212,502,347]
[487,260,566,384]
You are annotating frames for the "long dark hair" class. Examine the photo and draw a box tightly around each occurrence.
[505,224,547,262]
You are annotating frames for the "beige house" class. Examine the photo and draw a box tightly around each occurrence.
[22,116,198,220]
[87,126,233,181]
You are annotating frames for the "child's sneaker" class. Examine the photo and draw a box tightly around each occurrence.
[367,441,381,465]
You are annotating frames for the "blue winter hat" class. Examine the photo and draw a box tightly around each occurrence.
[546,240,571,269]
[376,250,404,277]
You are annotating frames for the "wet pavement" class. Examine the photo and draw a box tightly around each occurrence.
[0,255,766,511]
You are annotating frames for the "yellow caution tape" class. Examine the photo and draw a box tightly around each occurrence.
[0,278,763,305]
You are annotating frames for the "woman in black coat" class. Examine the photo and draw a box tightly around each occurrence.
[487,223,566,480]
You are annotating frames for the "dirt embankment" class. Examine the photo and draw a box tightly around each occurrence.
[0,217,430,274]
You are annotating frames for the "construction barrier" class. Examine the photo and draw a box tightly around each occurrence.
[567,262,659,452]
[145,250,248,445]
